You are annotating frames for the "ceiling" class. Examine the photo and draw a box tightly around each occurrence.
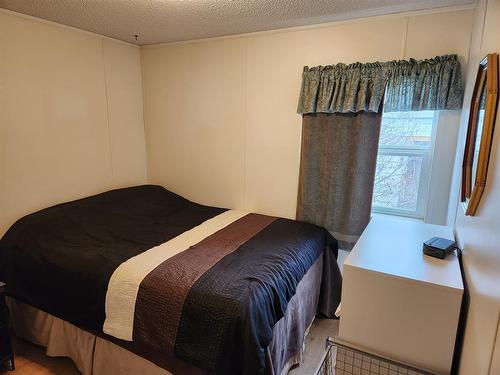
[0,0,475,45]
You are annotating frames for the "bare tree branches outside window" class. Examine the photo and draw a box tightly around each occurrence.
[372,111,435,216]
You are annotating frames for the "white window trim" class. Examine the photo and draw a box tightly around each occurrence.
[372,111,439,220]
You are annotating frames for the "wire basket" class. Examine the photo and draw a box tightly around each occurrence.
[317,337,436,375]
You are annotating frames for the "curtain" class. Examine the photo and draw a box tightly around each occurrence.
[297,62,387,114]
[384,55,463,111]
[295,54,463,250]
[297,113,382,250]
[297,54,463,115]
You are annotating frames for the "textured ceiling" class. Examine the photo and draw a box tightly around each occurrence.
[0,0,474,45]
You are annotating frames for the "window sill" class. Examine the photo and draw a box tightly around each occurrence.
[370,212,424,223]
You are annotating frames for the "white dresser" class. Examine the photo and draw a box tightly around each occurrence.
[338,215,463,375]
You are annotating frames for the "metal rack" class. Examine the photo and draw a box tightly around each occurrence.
[318,337,436,375]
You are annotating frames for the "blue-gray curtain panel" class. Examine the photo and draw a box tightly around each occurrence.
[297,54,463,114]
[296,113,382,250]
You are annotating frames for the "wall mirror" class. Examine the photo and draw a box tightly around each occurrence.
[461,53,499,216]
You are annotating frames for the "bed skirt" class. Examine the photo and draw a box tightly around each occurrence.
[7,255,325,375]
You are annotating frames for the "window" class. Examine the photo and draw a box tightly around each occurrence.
[372,111,438,218]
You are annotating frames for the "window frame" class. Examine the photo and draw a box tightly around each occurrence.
[372,111,439,219]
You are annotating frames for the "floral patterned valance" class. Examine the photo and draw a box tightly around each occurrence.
[297,54,463,114]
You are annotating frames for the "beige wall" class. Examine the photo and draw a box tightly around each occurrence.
[450,0,500,373]
[142,9,473,219]
[0,11,148,235]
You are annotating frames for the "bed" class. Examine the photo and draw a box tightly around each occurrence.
[0,185,341,375]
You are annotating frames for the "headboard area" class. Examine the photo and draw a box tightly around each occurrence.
[0,11,147,236]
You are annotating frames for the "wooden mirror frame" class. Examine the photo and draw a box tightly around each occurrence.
[461,53,499,216]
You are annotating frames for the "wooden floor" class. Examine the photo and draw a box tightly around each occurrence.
[1,318,338,375]
[290,318,339,375]
[1,338,79,375]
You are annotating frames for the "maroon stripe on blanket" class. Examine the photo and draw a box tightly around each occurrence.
[133,213,277,355]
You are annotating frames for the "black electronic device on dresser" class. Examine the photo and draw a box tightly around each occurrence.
[0,282,14,371]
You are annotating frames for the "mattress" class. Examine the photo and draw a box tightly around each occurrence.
[0,185,341,374]
[7,253,322,375]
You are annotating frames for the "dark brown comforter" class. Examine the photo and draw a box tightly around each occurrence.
[0,185,341,374]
